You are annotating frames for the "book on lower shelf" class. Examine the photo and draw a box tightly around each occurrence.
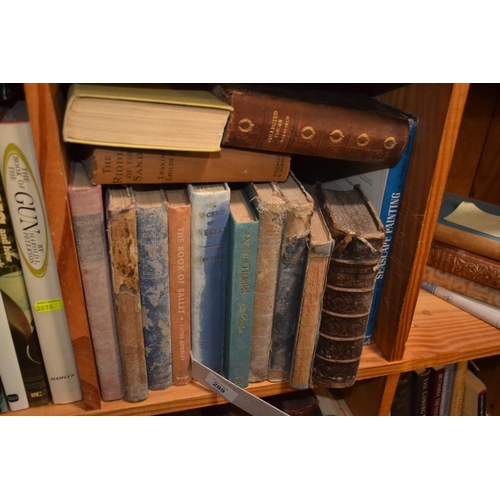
[449,360,468,416]
[390,371,412,416]
[188,183,231,374]
[427,365,446,416]
[411,368,431,416]
[106,187,148,403]
[67,161,125,402]
[223,189,259,388]
[312,184,385,388]
[462,368,487,416]
[135,188,173,391]
[63,84,233,152]
[0,101,82,405]
[211,84,411,165]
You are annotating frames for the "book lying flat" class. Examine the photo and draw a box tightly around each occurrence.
[63,84,233,152]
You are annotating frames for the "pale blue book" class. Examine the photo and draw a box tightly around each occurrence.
[323,112,418,344]
[223,190,259,388]
[136,189,173,390]
[188,183,230,373]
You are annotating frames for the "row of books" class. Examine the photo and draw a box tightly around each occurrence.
[391,360,488,416]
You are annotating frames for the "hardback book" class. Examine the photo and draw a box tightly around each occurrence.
[165,188,191,386]
[0,378,9,413]
[63,84,233,152]
[265,389,320,416]
[244,182,286,382]
[312,184,385,388]
[289,184,334,390]
[223,189,259,388]
[320,113,418,344]
[439,363,455,416]
[135,189,173,391]
[0,172,50,407]
[423,265,500,309]
[106,187,148,402]
[188,183,231,373]
[426,365,446,416]
[427,240,500,291]
[461,368,487,416]
[268,173,314,382]
[0,290,29,411]
[449,360,468,416]
[67,162,125,401]
[211,84,410,165]
[411,367,431,416]
[434,192,500,261]
[0,101,82,404]
[82,146,291,184]
[390,371,413,416]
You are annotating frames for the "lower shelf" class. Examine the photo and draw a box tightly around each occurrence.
[6,288,500,416]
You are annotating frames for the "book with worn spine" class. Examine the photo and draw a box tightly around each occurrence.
[268,173,314,382]
[312,184,385,388]
[188,183,230,373]
[135,188,173,391]
[67,162,125,401]
[0,101,82,404]
[106,187,148,402]
[165,188,192,386]
[223,189,259,388]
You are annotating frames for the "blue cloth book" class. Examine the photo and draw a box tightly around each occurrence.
[323,112,418,344]
[188,183,230,373]
[135,189,173,390]
[223,190,259,388]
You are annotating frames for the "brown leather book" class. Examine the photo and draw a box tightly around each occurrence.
[212,84,410,165]
[312,184,385,388]
[82,145,290,184]
[427,240,500,291]
[106,187,148,403]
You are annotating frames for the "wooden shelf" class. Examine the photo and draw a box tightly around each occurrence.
[6,288,500,416]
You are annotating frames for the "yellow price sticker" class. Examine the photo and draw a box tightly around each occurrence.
[34,298,64,313]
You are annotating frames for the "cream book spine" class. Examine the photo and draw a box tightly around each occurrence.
[0,113,82,404]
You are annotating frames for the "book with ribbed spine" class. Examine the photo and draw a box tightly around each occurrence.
[0,169,50,406]
[244,182,286,382]
[188,183,230,373]
[312,184,385,388]
[223,189,259,388]
[165,188,191,386]
[67,161,125,401]
[106,187,148,402]
[135,188,173,391]
[268,172,314,382]
[0,101,82,404]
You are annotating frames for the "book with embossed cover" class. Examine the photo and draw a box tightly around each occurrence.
[312,184,385,388]
[212,84,410,165]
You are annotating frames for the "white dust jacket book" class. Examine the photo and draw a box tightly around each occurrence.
[0,105,82,404]
[0,292,29,411]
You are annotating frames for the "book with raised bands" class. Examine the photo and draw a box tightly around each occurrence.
[312,184,385,388]
[63,84,233,152]
[212,84,410,165]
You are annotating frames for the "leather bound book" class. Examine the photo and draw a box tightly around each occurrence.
[390,371,413,416]
[312,184,385,388]
[212,84,410,165]
[106,187,148,402]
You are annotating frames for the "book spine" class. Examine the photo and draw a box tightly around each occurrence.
[364,116,417,344]
[427,240,500,291]
[268,211,310,382]
[0,121,82,404]
[449,360,468,416]
[106,189,148,402]
[67,175,125,402]
[439,363,455,416]
[87,147,291,184]
[218,88,409,164]
[477,388,487,416]
[189,186,230,373]
[0,177,50,406]
[223,215,259,388]
[0,293,29,411]
[427,366,445,416]
[422,281,500,329]
[411,369,430,416]
[390,372,413,416]
[136,194,173,391]
[423,265,500,308]
[167,202,191,386]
